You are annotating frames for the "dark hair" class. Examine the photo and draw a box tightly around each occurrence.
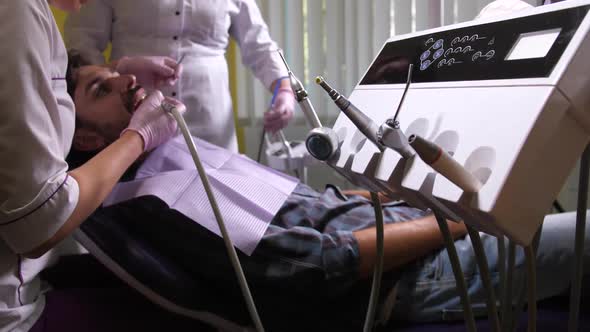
[64,52,139,181]
[66,51,91,99]
[65,51,100,170]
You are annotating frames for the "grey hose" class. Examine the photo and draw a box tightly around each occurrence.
[569,144,590,332]
[434,213,477,332]
[169,108,265,332]
[467,226,501,332]
[501,241,516,332]
[497,236,506,315]
[524,245,537,332]
[363,192,385,332]
[510,227,542,332]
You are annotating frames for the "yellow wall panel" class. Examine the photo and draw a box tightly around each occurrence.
[50,6,112,60]
[50,7,67,34]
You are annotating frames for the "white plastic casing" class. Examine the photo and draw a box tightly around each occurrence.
[326,0,590,245]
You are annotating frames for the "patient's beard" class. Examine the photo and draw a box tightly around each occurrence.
[85,121,128,148]
[102,123,128,146]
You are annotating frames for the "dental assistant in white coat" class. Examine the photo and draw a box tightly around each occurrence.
[0,1,185,331]
[65,0,296,153]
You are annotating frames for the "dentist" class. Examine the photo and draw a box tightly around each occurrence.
[65,0,296,152]
[0,1,184,331]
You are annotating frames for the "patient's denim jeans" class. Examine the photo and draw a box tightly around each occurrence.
[391,210,590,322]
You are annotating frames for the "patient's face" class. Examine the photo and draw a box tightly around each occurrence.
[73,65,147,149]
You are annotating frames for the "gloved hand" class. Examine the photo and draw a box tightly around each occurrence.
[115,56,182,89]
[263,88,295,133]
[122,91,186,152]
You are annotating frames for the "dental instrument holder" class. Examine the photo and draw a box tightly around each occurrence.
[277,50,341,162]
[263,52,336,182]
[314,76,481,331]
[309,2,590,331]
[321,0,590,245]
[264,132,311,183]
[294,73,341,163]
[262,104,316,183]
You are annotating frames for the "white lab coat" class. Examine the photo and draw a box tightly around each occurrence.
[0,1,81,331]
[65,0,288,152]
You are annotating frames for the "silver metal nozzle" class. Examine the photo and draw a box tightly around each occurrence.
[392,64,413,123]
[316,76,382,151]
[315,76,341,102]
[276,51,322,128]
[377,124,415,159]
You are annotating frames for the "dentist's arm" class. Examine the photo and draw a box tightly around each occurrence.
[25,93,184,258]
[26,132,144,258]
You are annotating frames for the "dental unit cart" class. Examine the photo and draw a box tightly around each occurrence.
[312,1,590,331]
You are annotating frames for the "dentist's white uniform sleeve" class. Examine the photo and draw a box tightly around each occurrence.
[230,0,288,89]
[64,0,113,64]
[0,1,79,254]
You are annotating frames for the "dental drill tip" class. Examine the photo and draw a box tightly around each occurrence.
[316,77,340,101]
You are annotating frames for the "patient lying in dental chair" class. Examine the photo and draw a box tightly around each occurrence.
[61,57,590,331]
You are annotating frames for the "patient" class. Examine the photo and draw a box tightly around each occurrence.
[65,59,589,331]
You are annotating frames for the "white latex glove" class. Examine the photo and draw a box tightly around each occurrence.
[263,88,295,134]
[122,91,185,151]
[116,56,182,89]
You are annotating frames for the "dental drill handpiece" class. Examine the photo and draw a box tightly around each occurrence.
[316,76,384,151]
[277,51,322,129]
[377,64,415,159]
[276,51,339,161]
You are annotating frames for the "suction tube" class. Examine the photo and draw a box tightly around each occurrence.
[165,103,265,332]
